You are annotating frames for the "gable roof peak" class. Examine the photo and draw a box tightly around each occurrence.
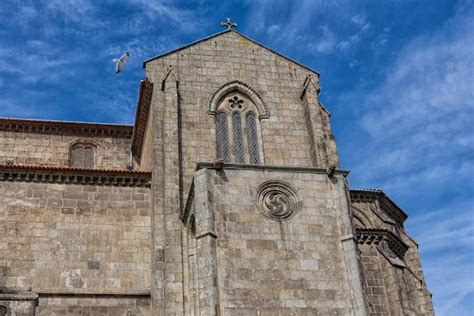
[142,29,320,75]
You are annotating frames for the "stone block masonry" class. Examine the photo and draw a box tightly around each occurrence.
[182,165,368,315]
[0,178,152,314]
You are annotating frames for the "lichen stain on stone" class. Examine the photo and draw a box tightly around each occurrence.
[62,269,86,289]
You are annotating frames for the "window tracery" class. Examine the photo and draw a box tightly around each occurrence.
[215,92,263,164]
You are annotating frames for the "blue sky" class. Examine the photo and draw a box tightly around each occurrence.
[0,0,473,314]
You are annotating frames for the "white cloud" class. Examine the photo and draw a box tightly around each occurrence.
[338,15,369,52]
[308,25,336,54]
[350,15,367,27]
[407,199,474,316]
[129,0,205,33]
[0,42,82,84]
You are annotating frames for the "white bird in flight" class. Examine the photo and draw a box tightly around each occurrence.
[113,52,129,74]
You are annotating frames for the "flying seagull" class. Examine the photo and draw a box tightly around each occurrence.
[113,52,129,74]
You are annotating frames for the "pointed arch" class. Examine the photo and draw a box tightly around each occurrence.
[208,80,270,119]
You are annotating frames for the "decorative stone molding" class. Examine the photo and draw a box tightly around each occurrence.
[208,80,270,119]
[255,180,302,220]
[352,205,374,228]
[0,292,38,316]
[0,164,151,187]
[356,228,409,260]
[131,78,154,161]
[0,118,133,138]
[350,189,408,227]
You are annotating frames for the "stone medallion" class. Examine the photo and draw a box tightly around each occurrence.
[255,180,302,220]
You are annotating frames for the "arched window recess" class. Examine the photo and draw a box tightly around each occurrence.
[210,81,267,165]
[69,140,97,169]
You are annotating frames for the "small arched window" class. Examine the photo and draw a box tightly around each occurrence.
[70,142,95,168]
[215,93,263,164]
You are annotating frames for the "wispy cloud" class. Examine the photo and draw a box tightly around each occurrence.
[308,25,336,54]
[408,199,474,315]
[342,3,474,315]
[349,4,473,188]
[337,15,370,52]
[129,0,206,34]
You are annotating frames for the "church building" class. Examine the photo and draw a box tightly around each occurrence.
[0,21,434,315]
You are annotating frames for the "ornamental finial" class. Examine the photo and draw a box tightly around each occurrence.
[220,18,238,30]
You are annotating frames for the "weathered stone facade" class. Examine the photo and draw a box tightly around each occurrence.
[0,29,433,315]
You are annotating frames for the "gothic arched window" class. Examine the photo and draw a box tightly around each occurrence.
[232,112,245,163]
[215,93,263,164]
[246,112,260,164]
[70,141,95,168]
[216,112,230,162]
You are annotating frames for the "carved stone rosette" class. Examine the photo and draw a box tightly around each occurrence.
[255,180,302,220]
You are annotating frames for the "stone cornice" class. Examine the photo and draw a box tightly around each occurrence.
[0,164,151,187]
[350,189,408,226]
[356,228,409,259]
[37,291,151,298]
[0,292,38,300]
[131,79,154,161]
[0,117,133,138]
[196,162,350,176]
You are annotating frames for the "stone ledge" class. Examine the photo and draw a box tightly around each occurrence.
[195,162,350,176]
[37,292,151,299]
[0,292,38,301]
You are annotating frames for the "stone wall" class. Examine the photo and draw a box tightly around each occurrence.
[37,295,151,316]
[183,166,367,315]
[0,179,152,314]
[0,131,131,169]
[351,193,434,315]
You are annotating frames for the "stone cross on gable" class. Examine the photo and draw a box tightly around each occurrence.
[220,18,238,30]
